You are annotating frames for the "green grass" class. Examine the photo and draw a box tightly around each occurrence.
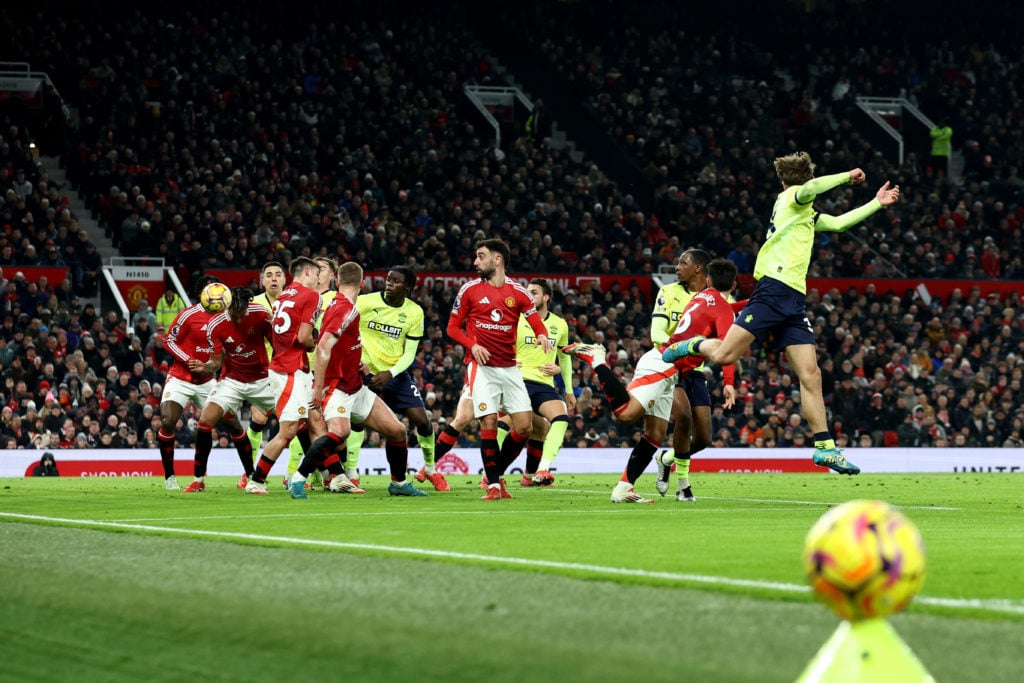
[2,473,1022,682]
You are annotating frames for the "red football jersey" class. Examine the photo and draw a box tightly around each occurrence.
[447,278,544,367]
[165,304,215,384]
[318,295,363,394]
[208,304,272,383]
[269,281,321,374]
[663,288,737,384]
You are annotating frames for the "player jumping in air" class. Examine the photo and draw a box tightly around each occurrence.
[664,153,900,476]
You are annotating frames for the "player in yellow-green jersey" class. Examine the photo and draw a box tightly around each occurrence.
[344,266,442,491]
[498,277,575,486]
[242,261,286,487]
[651,248,737,501]
[664,151,900,476]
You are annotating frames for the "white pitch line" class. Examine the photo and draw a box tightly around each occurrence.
[110,506,812,523]
[2,511,1020,616]
[569,489,960,511]
[701,496,961,511]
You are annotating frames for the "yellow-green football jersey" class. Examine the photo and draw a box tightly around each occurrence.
[307,290,337,368]
[356,292,425,373]
[516,311,569,386]
[651,282,696,344]
[756,185,816,294]
[252,292,276,359]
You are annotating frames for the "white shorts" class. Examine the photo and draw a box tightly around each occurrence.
[207,376,277,414]
[323,384,378,425]
[161,375,215,411]
[625,349,678,422]
[268,369,314,422]
[466,362,531,418]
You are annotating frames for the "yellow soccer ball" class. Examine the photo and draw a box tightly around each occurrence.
[802,499,926,621]
[199,282,232,313]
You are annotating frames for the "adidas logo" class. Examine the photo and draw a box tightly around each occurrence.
[225,336,235,343]
[480,296,491,304]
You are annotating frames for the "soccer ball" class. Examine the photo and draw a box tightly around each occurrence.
[199,282,232,313]
[802,499,926,621]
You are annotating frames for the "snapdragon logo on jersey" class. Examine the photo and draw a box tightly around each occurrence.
[474,309,513,332]
[435,452,470,475]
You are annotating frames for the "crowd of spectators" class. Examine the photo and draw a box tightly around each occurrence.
[1,1,1023,456]
[4,1,1022,285]
[3,262,1023,453]
[0,124,103,297]
[511,0,1024,281]
[3,2,1023,282]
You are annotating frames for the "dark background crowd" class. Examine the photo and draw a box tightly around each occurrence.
[1,0,1022,455]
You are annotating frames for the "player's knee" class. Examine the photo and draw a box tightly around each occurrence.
[544,413,569,436]
[617,404,642,424]
[708,347,734,366]
[384,424,407,442]
[803,365,822,385]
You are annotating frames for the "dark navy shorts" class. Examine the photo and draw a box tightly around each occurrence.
[525,380,565,413]
[678,370,711,408]
[732,277,815,351]
[363,370,424,412]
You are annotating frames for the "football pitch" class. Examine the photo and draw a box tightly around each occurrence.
[2,473,1021,682]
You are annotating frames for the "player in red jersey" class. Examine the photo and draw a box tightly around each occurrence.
[245,257,323,494]
[292,262,426,498]
[181,288,273,492]
[158,275,247,491]
[563,258,738,503]
[446,238,552,500]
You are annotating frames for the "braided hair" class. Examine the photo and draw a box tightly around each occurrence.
[230,287,254,313]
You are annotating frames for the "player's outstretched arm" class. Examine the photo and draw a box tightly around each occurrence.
[795,169,861,204]
[814,180,898,233]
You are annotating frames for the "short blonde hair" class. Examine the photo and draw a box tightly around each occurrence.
[773,151,815,186]
[336,261,364,287]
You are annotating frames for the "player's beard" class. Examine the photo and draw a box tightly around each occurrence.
[477,265,494,280]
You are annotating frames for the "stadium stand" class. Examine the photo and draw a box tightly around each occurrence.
[1,0,1022,452]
